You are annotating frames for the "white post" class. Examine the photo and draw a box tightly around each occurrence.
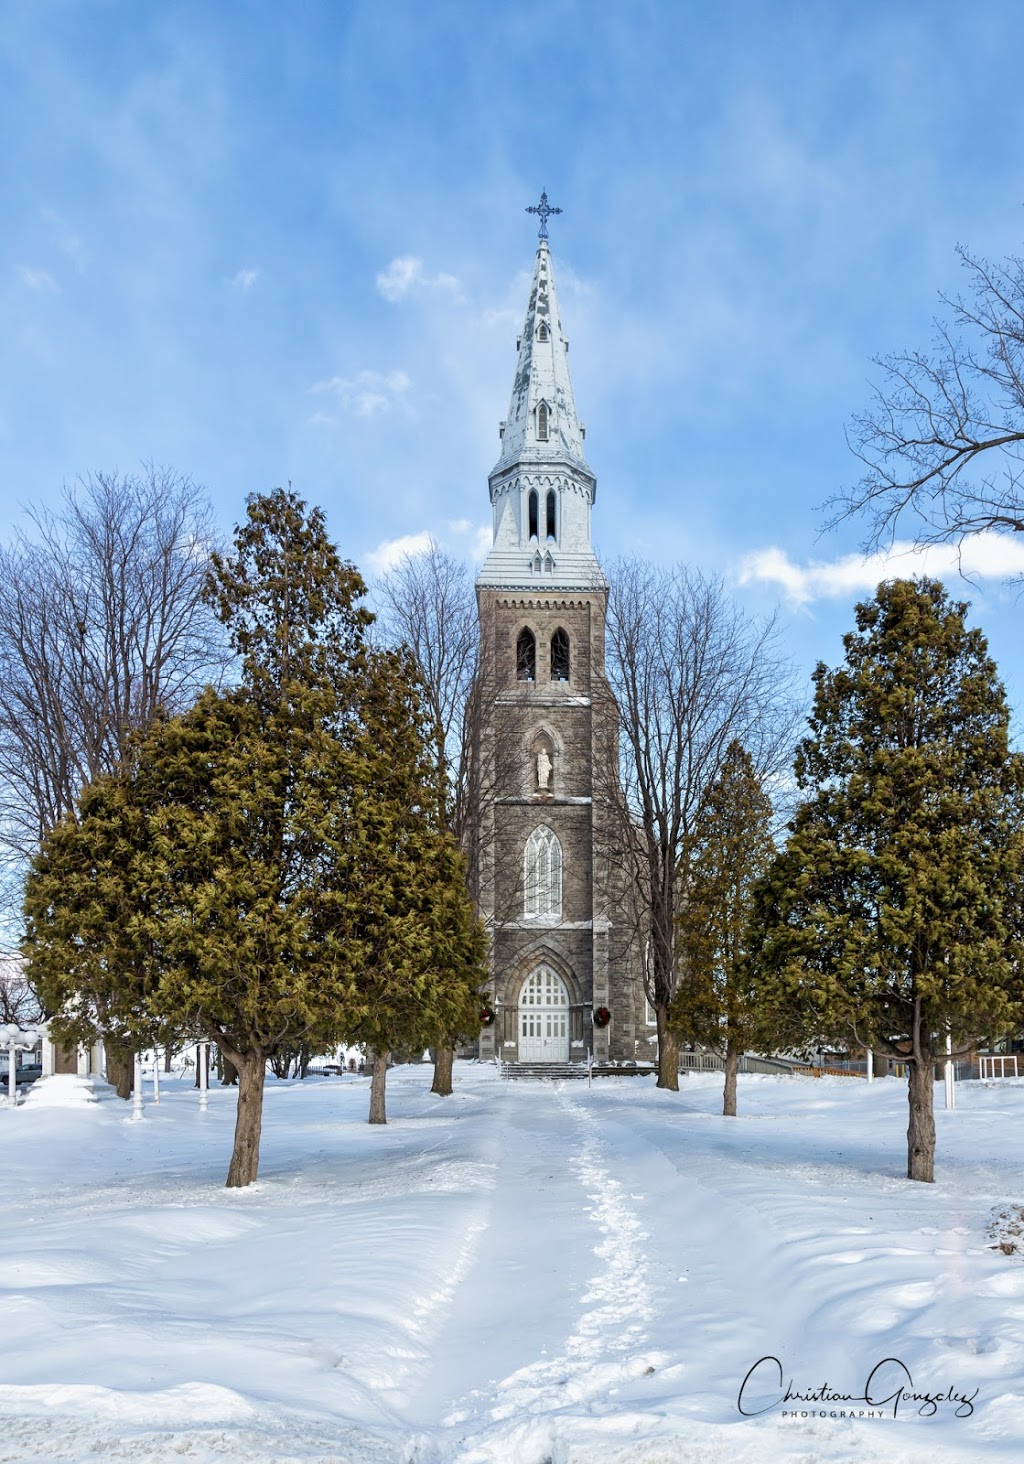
[152,1051,160,1105]
[6,1039,15,1106]
[945,1031,956,1110]
[131,1051,144,1121]
[199,1042,209,1113]
[866,1048,873,1084]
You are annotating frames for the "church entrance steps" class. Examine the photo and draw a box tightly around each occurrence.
[501,1055,802,1081]
[501,1061,656,1080]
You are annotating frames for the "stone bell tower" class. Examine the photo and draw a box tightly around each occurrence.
[472,197,637,1066]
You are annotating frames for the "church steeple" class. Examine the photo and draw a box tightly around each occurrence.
[478,221,604,591]
[492,238,589,472]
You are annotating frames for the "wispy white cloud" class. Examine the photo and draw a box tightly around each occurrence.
[41,208,85,270]
[366,520,491,576]
[19,267,59,294]
[376,255,460,303]
[229,267,259,290]
[447,518,492,560]
[736,532,1024,607]
[481,305,519,329]
[311,368,411,418]
[365,530,435,574]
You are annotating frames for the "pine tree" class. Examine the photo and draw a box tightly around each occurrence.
[23,769,173,1096]
[25,491,375,1185]
[749,578,1024,1182]
[25,490,488,1173]
[672,741,785,1116]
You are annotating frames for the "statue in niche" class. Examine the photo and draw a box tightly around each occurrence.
[536,746,553,793]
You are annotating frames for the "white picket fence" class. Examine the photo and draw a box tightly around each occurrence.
[979,1055,1020,1080]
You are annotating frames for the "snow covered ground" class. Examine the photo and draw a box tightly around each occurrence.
[1,1064,1024,1463]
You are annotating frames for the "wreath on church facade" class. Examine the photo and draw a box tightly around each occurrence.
[593,1006,611,1028]
[479,1007,496,1027]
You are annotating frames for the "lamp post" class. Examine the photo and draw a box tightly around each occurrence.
[198,1041,209,1113]
[1,1024,41,1106]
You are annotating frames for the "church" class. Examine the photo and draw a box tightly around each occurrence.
[471,198,648,1068]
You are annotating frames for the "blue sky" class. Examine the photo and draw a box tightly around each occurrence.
[4,0,1024,720]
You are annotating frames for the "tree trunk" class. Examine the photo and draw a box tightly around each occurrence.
[163,1046,173,1073]
[723,1039,739,1116]
[298,1043,311,1080]
[225,1051,266,1188]
[369,1049,389,1124]
[907,1055,936,1182]
[655,1003,679,1090]
[431,1044,454,1096]
[221,1052,238,1086]
[105,1039,133,1100]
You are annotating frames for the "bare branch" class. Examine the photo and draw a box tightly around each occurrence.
[830,245,1024,564]
[597,559,800,1086]
[0,467,228,916]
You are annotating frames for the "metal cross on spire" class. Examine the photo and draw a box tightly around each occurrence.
[527,190,562,240]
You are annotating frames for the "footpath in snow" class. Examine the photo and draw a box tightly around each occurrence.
[1,1063,1024,1463]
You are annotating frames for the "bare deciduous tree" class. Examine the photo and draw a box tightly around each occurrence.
[0,952,41,1026]
[0,467,227,885]
[831,245,1024,562]
[375,545,481,1095]
[599,559,798,1090]
[374,544,478,844]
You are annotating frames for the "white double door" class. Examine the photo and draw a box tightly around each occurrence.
[518,964,570,1062]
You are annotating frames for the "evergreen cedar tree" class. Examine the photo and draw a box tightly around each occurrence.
[748,577,1024,1183]
[671,740,792,1117]
[23,490,487,1187]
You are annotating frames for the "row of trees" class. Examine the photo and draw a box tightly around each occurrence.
[754,233,1024,1183]
[11,222,1024,1190]
[376,546,1024,1188]
[9,487,1024,1193]
[670,577,1024,1185]
[21,490,486,1186]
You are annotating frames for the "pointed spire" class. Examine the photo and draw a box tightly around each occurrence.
[478,229,603,592]
[492,238,589,474]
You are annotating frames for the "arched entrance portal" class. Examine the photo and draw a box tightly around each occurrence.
[518,965,570,1062]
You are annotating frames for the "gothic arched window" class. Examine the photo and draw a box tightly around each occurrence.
[524,825,562,920]
[537,321,549,342]
[546,489,557,540]
[537,401,549,441]
[551,628,570,682]
[516,627,536,681]
[528,488,539,540]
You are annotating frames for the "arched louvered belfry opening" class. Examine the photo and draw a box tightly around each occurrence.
[550,628,570,682]
[537,401,549,440]
[524,825,562,920]
[516,627,536,681]
[546,489,557,540]
[537,321,549,342]
[528,488,539,540]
